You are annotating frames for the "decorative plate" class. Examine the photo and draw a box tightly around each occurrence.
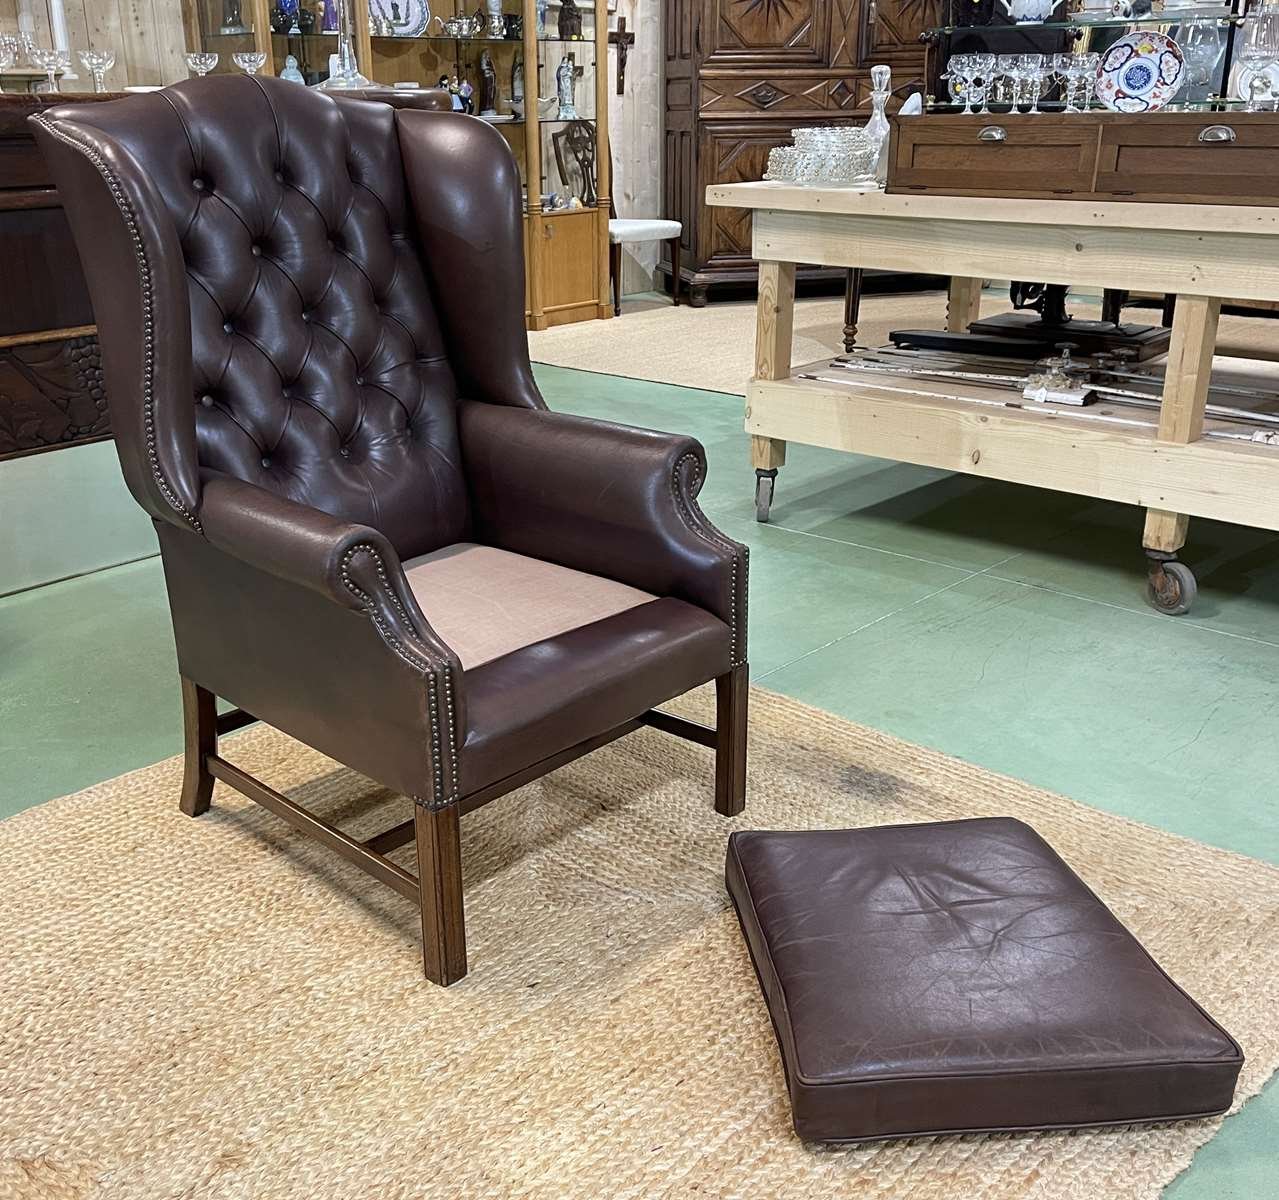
[1230,59,1279,104]
[1095,31,1185,113]
[376,0,431,37]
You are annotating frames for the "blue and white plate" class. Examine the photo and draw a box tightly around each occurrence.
[1095,31,1185,113]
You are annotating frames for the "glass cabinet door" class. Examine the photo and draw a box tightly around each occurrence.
[182,0,266,76]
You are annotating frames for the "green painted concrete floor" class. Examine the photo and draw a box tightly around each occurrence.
[2,363,1277,1196]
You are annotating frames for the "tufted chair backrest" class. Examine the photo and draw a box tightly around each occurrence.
[35,77,469,559]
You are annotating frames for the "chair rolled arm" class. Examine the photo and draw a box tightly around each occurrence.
[460,402,748,667]
[198,474,461,681]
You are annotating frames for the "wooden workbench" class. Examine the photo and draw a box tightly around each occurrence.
[707,181,1279,613]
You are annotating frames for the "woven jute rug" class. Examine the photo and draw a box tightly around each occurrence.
[2,687,1277,1200]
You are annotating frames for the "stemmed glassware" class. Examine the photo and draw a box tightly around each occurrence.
[1077,52,1100,110]
[28,47,68,92]
[78,48,115,93]
[973,52,997,115]
[995,53,1019,110]
[1019,53,1046,114]
[947,53,978,114]
[231,50,268,76]
[1240,3,1279,111]
[185,51,219,77]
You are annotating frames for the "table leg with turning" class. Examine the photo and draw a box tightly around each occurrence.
[1142,293,1221,615]
[751,260,796,522]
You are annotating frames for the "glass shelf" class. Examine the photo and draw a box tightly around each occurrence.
[925,96,1249,111]
[925,8,1241,35]
[370,35,593,46]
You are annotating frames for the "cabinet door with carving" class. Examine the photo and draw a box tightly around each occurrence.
[700,0,831,70]
[697,122,792,272]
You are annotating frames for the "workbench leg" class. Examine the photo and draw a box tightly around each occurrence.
[751,260,796,523]
[946,276,983,333]
[1142,293,1220,615]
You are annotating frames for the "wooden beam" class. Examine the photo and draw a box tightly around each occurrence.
[206,755,420,902]
[946,277,983,333]
[1143,293,1221,553]
[747,373,1279,532]
[754,259,796,382]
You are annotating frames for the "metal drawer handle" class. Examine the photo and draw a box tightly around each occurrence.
[1199,125,1236,143]
[978,125,1007,143]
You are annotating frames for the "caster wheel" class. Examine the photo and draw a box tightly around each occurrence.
[754,469,776,523]
[1147,559,1197,616]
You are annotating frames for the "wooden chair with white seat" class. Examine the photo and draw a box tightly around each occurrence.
[609,196,682,315]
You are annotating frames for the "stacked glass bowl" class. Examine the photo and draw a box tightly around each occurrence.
[764,127,880,188]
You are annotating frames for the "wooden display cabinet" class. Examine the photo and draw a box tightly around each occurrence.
[180,0,611,328]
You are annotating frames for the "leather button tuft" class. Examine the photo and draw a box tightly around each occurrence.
[274,170,284,183]
[301,311,311,323]
[222,321,234,334]
[355,375,365,386]
[199,394,213,408]
[260,457,271,469]
[250,244,262,257]
[339,447,351,458]
[192,177,206,191]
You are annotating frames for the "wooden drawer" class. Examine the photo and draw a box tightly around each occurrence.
[1095,114,1279,205]
[889,115,1099,198]
[887,112,1279,206]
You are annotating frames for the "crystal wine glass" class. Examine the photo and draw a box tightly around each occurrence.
[995,53,1019,110]
[1240,6,1279,112]
[1019,54,1045,114]
[1052,52,1075,112]
[1078,52,1101,111]
[1179,20,1224,94]
[973,52,997,116]
[949,53,976,115]
[185,50,219,77]
[28,47,63,92]
[232,50,268,76]
[78,48,115,93]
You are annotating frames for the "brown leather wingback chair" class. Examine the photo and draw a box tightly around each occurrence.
[32,77,747,986]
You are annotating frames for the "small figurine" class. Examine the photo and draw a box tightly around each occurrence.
[321,0,338,33]
[280,53,305,83]
[556,52,580,119]
[536,0,549,37]
[479,50,498,115]
[510,49,524,117]
[458,76,474,113]
[558,0,583,40]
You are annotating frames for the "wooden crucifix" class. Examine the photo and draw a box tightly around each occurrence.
[609,18,635,95]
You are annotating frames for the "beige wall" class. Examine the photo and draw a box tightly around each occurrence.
[1,0,188,91]
[606,0,663,296]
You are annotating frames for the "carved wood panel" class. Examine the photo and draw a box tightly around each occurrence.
[698,122,797,268]
[702,0,831,68]
[860,0,939,68]
[0,334,110,460]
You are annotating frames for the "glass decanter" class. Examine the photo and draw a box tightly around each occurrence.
[864,64,891,186]
[316,0,384,90]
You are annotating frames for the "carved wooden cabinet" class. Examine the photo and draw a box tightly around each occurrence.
[662,0,936,304]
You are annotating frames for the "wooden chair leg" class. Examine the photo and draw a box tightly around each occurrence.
[714,664,748,816]
[610,241,623,317]
[179,676,216,817]
[415,804,467,986]
[670,237,681,306]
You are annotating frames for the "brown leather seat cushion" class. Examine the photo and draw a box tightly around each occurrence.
[726,818,1243,1144]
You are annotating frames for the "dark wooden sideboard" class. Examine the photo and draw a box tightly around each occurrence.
[661,0,936,305]
[0,93,122,462]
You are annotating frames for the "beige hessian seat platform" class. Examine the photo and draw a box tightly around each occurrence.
[402,544,655,670]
